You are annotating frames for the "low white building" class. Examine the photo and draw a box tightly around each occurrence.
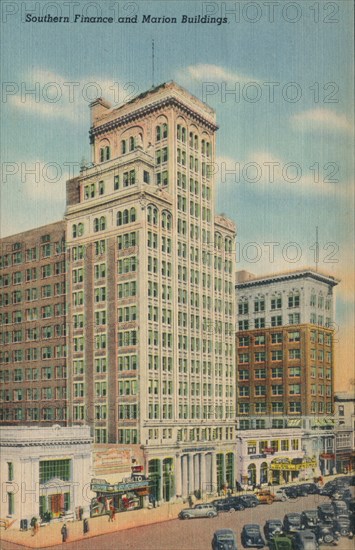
[236,427,318,487]
[0,425,93,525]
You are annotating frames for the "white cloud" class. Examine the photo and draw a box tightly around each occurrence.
[215,151,351,198]
[290,108,353,134]
[175,64,259,86]
[6,68,133,120]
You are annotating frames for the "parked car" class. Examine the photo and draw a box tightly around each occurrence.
[241,524,265,548]
[256,490,275,504]
[283,512,302,533]
[263,519,283,540]
[267,535,293,550]
[317,503,335,523]
[212,528,238,550]
[333,514,353,538]
[300,510,319,529]
[282,486,299,499]
[313,523,339,545]
[298,483,320,495]
[273,489,288,502]
[331,499,349,517]
[178,503,217,519]
[238,495,260,508]
[211,498,245,512]
[292,529,318,550]
[294,485,310,497]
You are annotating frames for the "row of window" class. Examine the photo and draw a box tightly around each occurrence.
[1,324,66,344]
[0,345,66,363]
[238,349,302,363]
[0,407,67,421]
[0,304,65,325]
[238,401,332,414]
[0,240,65,268]
[0,386,67,401]
[238,367,303,379]
[0,365,66,382]
[238,292,332,313]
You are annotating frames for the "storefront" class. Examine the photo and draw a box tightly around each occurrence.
[270,457,318,484]
[90,478,150,516]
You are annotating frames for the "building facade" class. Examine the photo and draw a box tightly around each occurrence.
[65,82,237,499]
[0,222,67,424]
[334,391,355,473]
[235,269,339,421]
[0,425,92,524]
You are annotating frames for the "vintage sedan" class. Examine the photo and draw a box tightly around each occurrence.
[300,510,319,529]
[178,503,218,519]
[263,519,283,540]
[241,524,265,548]
[212,528,238,550]
[292,530,318,550]
[283,512,302,533]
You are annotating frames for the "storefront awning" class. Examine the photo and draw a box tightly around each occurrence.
[91,478,150,493]
[270,457,317,471]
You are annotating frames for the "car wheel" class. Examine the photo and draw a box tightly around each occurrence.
[281,496,287,502]
[250,502,257,508]
[207,511,215,518]
[239,505,245,511]
[341,529,348,536]
[324,534,334,543]
[229,507,235,513]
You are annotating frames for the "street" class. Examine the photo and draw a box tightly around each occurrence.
[1,494,354,550]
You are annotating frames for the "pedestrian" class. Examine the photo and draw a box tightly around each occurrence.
[30,517,38,536]
[188,495,193,508]
[108,507,113,522]
[83,518,89,534]
[61,523,68,543]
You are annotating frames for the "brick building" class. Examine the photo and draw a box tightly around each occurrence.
[235,269,339,425]
[0,222,67,424]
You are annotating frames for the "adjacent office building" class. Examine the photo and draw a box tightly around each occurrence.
[0,222,67,424]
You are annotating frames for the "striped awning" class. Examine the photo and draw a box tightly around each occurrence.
[287,419,302,427]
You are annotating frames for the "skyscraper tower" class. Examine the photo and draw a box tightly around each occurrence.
[65,82,237,499]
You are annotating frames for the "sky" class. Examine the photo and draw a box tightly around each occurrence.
[1,0,354,390]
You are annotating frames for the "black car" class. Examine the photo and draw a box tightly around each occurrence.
[212,528,238,550]
[331,499,349,517]
[317,503,335,523]
[294,485,310,497]
[238,495,260,508]
[283,512,302,533]
[313,523,340,545]
[333,514,353,537]
[211,498,245,512]
[241,524,265,548]
[292,530,318,550]
[300,510,319,529]
[263,519,283,540]
[282,486,299,499]
[297,483,320,495]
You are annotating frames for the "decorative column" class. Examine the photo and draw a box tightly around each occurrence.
[175,454,182,497]
[188,454,194,495]
[211,452,217,494]
[200,453,206,495]
[182,455,188,497]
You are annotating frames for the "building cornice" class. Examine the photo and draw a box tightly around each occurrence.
[0,439,92,448]
[89,96,218,141]
[236,270,339,289]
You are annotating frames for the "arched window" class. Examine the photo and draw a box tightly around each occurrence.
[129,136,135,151]
[94,218,99,232]
[100,216,106,231]
[78,223,84,237]
[194,135,198,150]
[123,210,129,225]
[100,146,110,162]
[121,140,126,154]
[117,211,122,226]
[72,225,77,238]
[152,207,158,225]
[201,139,205,155]
[105,146,110,160]
[156,126,161,142]
[162,123,168,139]
[130,207,136,222]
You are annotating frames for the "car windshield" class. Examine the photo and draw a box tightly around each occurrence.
[288,516,300,523]
[305,511,317,517]
[218,535,234,541]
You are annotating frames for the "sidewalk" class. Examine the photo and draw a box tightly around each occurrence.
[0,501,188,549]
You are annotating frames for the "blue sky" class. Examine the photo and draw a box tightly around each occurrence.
[1,1,353,388]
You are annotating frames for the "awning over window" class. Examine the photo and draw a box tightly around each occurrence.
[287,419,301,427]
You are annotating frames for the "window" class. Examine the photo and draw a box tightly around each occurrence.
[289,366,301,377]
[271,350,283,361]
[238,301,248,315]
[255,385,266,396]
[288,293,300,308]
[271,296,282,309]
[39,459,70,484]
[254,318,265,329]
[289,384,301,395]
[289,313,300,324]
[289,402,301,414]
[288,331,300,342]
[255,352,266,362]
[254,334,265,345]
[289,349,301,360]
[272,402,283,413]
[271,315,282,327]
[271,367,283,378]
[254,297,265,312]
[271,332,282,344]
